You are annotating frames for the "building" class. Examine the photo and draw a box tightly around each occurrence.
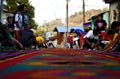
[104,0,120,23]
[88,11,109,29]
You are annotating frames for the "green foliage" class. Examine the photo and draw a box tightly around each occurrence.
[30,18,38,29]
[36,28,45,35]
[4,0,18,11]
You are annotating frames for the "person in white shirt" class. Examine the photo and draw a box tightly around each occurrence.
[83,28,101,50]
[14,5,24,40]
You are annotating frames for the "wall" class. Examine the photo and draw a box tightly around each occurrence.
[103,12,109,28]
[110,1,119,23]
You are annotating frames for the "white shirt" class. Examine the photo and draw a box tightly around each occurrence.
[14,13,23,31]
[83,30,94,39]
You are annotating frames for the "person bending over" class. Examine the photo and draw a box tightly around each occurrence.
[0,23,23,50]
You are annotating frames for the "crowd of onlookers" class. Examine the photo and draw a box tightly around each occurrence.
[0,4,51,50]
[67,14,120,52]
[0,5,120,52]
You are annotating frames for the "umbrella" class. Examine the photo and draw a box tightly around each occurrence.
[75,29,84,34]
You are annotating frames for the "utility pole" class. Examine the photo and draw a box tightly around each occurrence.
[83,0,85,25]
[118,0,120,21]
[0,0,4,22]
[64,0,69,47]
[66,0,69,37]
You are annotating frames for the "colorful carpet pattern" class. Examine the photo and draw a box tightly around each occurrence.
[0,48,120,79]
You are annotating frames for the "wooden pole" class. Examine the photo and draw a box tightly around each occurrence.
[83,0,85,25]
[65,0,69,47]
[0,0,4,22]
[66,0,69,37]
[118,0,120,21]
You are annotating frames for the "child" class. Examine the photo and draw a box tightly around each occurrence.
[104,21,120,52]
[103,29,119,52]
[103,21,120,52]
[67,29,77,49]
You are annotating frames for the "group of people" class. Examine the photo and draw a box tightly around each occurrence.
[1,5,120,52]
[67,14,120,52]
[0,4,48,50]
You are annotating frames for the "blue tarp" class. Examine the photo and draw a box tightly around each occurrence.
[83,22,91,27]
[54,26,84,32]
[75,29,84,34]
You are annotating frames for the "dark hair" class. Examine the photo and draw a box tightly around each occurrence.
[107,29,115,36]
[18,4,26,11]
[7,16,12,20]
[93,29,100,35]
[70,28,75,33]
[111,21,120,30]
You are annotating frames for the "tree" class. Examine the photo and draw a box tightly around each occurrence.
[4,0,38,29]
[36,27,45,36]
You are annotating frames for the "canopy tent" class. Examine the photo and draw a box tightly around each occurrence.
[54,26,84,33]
[83,22,91,27]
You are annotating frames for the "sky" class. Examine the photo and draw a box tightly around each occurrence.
[30,0,109,26]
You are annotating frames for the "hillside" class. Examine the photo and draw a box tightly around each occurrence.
[69,7,108,26]
[39,7,108,32]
